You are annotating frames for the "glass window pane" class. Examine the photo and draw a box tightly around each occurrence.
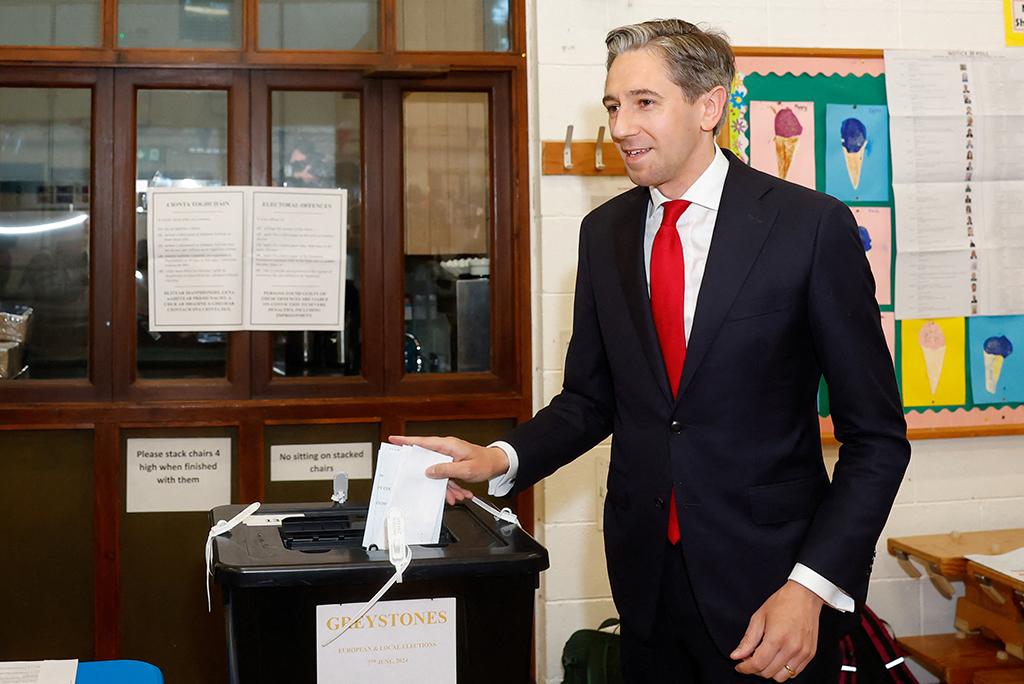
[0,87,91,380]
[397,0,509,52]
[118,0,242,49]
[403,92,490,374]
[269,91,362,377]
[259,0,378,51]
[0,0,100,47]
[135,89,229,379]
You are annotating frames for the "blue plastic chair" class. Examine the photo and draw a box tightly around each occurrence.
[76,660,163,684]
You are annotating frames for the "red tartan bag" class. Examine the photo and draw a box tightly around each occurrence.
[838,605,920,683]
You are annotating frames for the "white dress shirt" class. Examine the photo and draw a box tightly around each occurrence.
[488,145,853,612]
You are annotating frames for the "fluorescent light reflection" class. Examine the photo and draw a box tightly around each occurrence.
[0,213,89,236]
[183,4,229,17]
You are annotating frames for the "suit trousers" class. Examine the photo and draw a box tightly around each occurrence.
[620,540,841,683]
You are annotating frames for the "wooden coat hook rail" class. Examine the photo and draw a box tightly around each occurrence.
[542,125,626,176]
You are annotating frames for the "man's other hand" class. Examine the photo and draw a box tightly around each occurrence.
[388,435,510,506]
[730,580,824,681]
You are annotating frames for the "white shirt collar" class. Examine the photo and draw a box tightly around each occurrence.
[648,144,729,215]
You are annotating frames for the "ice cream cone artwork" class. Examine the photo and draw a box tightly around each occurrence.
[982,335,1013,394]
[772,107,803,180]
[775,136,799,179]
[844,147,865,189]
[919,321,946,396]
[840,117,867,190]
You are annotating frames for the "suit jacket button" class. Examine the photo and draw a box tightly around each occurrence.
[654,497,665,509]
[669,420,683,434]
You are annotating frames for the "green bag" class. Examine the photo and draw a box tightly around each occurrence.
[560,618,624,684]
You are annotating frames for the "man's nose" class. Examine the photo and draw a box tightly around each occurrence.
[610,110,637,143]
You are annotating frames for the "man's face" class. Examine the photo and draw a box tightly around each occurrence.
[288,148,316,183]
[603,49,718,195]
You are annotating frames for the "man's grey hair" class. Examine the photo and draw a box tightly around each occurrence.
[606,19,735,135]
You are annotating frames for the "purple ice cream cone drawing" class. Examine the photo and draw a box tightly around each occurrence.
[773,107,803,179]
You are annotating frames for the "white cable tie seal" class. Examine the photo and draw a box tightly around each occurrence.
[205,502,261,612]
[469,495,521,528]
[322,509,411,648]
[840,665,857,672]
[885,657,905,669]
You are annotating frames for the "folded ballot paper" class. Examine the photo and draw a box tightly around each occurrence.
[362,443,452,550]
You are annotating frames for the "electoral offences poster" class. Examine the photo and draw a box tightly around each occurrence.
[147,186,347,331]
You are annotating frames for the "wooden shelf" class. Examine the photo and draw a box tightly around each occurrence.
[888,529,1024,580]
[897,633,1023,684]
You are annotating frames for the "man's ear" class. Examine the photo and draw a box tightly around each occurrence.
[700,85,728,133]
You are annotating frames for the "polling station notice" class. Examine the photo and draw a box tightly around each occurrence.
[270,443,373,482]
[126,438,232,513]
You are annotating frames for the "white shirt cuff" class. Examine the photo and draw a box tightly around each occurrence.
[487,441,518,497]
[789,563,855,612]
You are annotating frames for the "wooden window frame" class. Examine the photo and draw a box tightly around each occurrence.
[248,70,385,399]
[0,68,114,403]
[382,71,518,397]
[110,68,252,401]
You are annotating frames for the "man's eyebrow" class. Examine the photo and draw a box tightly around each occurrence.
[602,89,663,106]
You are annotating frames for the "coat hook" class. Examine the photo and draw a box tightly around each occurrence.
[595,126,606,170]
[563,125,574,170]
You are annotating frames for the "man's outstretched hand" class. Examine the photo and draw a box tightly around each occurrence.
[731,580,824,681]
[388,435,510,506]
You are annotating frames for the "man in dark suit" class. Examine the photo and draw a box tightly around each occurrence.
[393,19,909,683]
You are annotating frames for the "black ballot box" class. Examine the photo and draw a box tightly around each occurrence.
[210,501,549,684]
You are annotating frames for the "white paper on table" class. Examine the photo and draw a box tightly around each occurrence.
[0,660,77,684]
[966,546,1024,582]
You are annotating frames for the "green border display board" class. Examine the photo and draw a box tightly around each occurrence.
[728,54,1024,435]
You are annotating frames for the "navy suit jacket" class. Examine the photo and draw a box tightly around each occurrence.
[505,150,910,652]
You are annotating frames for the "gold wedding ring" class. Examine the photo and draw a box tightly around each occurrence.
[784,664,797,679]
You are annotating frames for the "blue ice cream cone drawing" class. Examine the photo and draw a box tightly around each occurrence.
[841,118,867,189]
[983,335,1013,393]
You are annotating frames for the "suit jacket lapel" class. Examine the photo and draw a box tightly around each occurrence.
[614,186,674,404]
[677,152,779,402]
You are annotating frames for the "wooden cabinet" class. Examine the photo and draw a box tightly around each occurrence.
[0,2,531,681]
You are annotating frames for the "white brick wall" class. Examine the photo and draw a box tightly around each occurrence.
[526,2,1024,682]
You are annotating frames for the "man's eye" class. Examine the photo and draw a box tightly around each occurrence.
[639,99,654,107]
[606,105,619,114]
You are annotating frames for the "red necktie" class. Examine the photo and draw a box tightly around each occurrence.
[651,199,690,544]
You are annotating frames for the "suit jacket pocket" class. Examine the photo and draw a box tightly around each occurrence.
[748,475,828,525]
[726,292,797,321]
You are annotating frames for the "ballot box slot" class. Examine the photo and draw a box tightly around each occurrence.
[279,511,456,552]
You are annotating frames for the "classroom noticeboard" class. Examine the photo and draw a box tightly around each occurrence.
[724,49,1024,439]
